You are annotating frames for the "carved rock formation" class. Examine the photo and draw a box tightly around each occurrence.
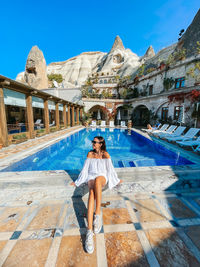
[110,35,125,52]
[179,8,200,57]
[24,46,48,89]
[144,45,155,59]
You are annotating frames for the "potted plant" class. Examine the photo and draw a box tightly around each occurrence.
[97,120,101,126]
[59,124,65,130]
[133,76,139,85]
[50,126,57,133]
[12,133,28,144]
[82,111,92,127]
[36,128,46,137]
[159,61,166,71]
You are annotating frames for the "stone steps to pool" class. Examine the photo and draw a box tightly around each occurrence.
[0,165,200,202]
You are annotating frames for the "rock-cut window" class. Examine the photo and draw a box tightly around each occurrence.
[175,77,185,89]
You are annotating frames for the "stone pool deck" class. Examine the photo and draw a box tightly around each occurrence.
[0,126,200,266]
[1,190,200,266]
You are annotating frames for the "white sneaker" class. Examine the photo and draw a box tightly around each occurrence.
[85,229,94,254]
[93,212,102,234]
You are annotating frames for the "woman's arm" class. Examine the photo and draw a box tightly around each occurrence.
[104,152,122,183]
[71,152,91,187]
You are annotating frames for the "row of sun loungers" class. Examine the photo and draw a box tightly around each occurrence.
[90,120,127,128]
[143,124,200,152]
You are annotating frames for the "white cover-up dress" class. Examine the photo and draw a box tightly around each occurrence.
[75,157,120,189]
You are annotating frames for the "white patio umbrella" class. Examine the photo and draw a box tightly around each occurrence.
[117,109,121,126]
[97,109,101,120]
[117,109,121,120]
[178,104,185,125]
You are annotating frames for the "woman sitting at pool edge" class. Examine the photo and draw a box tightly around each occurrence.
[71,136,122,254]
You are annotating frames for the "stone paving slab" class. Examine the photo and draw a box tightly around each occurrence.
[0,191,200,266]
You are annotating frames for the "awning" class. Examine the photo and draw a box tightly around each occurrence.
[59,104,63,111]
[48,100,55,110]
[32,96,44,108]
[3,88,26,107]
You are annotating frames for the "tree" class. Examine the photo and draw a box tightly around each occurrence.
[47,73,63,83]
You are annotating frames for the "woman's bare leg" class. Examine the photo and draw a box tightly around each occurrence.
[87,180,96,230]
[87,189,95,230]
[94,176,106,215]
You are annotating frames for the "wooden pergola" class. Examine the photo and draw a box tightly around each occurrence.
[0,75,84,147]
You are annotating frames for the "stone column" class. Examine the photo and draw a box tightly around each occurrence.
[26,94,34,139]
[63,104,67,128]
[71,105,75,126]
[55,102,60,130]
[0,87,8,147]
[76,107,79,125]
[44,99,49,133]
[67,105,71,127]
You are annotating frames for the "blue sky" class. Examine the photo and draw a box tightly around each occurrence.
[0,0,199,79]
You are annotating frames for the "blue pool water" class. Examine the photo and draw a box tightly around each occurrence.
[0,128,194,173]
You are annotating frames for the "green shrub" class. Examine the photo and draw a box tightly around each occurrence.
[13,133,27,140]
[146,67,156,73]
[163,77,175,90]
[50,127,57,132]
[36,129,45,133]
[174,48,186,61]
[47,73,63,83]
[138,64,145,76]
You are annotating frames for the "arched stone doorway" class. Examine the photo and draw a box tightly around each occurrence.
[132,105,150,126]
[89,105,107,121]
[115,105,130,126]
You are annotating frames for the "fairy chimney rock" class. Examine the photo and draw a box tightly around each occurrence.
[25,46,48,89]
[144,45,155,58]
[180,8,200,57]
[110,35,125,52]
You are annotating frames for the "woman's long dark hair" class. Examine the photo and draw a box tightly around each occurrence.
[93,136,107,152]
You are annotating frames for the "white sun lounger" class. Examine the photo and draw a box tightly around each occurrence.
[35,119,42,125]
[166,128,200,142]
[153,125,177,137]
[109,121,115,127]
[121,121,127,128]
[49,120,55,127]
[90,120,97,127]
[35,119,44,129]
[162,126,186,139]
[149,124,169,134]
[176,136,200,150]
[142,123,161,132]
[100,120,106,127]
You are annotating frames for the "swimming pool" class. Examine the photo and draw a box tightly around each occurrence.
[0,128,194,173]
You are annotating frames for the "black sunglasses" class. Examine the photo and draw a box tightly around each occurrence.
[92,140,102,144]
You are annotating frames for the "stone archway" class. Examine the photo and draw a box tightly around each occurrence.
[115,105,131,125]
[132,105,150,126]
[88,105,107,121]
